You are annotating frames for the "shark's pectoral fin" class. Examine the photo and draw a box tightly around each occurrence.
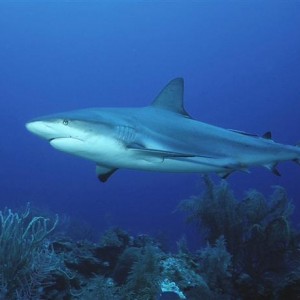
[128,146,197,162]
[96,165,118,183]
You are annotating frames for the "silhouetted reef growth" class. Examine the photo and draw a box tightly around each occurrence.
[0,178,299,299]
[178,176,300,299]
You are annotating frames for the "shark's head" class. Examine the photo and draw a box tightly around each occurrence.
[25,109,122,161]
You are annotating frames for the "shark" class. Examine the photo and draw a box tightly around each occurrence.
[26,78,300,182]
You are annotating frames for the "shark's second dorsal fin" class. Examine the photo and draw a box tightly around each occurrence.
[262,131,272,140]
[151,78,191,117]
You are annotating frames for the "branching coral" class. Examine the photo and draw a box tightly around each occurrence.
[198,236,232,293]
[178,176,243,254]
[121,246,162,300]
[178,176,300,299]
[0,203,59,299]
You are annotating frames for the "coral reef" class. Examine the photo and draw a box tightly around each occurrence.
[0,178,299,299]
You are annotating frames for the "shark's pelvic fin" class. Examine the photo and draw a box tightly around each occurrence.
[293,158,300,165]
[217,163,250,179]
[217,170,234,179]
[151,78,191,118]
[96,165,118,182]
[264,163,281,176]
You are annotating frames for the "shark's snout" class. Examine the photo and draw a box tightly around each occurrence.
[26,121,58,140]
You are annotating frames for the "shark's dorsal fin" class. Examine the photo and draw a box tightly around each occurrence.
[151,78,191,117]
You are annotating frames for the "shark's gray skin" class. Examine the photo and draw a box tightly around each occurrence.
[26,78,300,182]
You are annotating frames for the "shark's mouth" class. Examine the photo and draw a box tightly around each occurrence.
[49,137,83,142]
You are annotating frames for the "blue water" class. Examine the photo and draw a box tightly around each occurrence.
[1,1,300,249]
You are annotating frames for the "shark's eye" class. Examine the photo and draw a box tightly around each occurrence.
[63,119,69,126]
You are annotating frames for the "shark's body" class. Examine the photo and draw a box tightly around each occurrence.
[26,78,300,182]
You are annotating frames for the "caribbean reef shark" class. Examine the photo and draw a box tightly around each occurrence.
[26,78,300,182]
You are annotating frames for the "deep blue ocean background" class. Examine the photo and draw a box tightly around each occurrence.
[1,1,300,250]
